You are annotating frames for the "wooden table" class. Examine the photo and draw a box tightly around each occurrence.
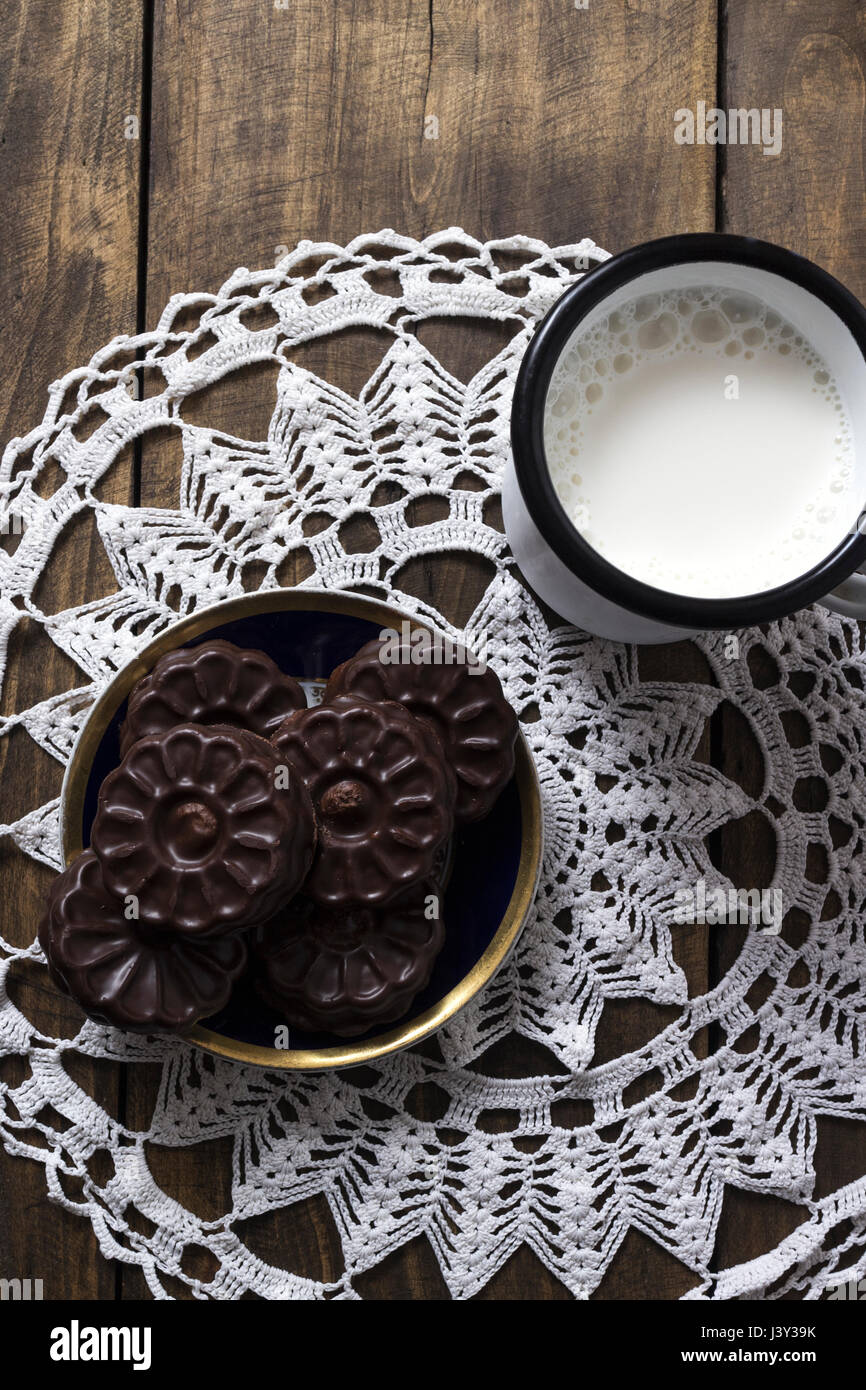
[1,0,865,1300]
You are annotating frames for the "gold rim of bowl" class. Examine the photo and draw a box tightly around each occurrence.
[60,588,544,1070]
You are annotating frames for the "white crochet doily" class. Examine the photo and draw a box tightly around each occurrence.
[1,229,865,1300]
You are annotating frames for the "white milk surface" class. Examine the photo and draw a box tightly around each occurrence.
[544,286,859,598]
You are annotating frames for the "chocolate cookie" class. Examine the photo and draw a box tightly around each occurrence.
[271,696,455,907]
[91,723,316,936]
[324,637,518,822]
[255,880,445,1037]
[39,850,247,1033]
[120,639,306,755]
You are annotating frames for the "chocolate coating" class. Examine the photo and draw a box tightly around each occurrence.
[272,696,455,907]
[254,879,445,1036]
[120,639,306,756]
[39,851,247,1033]
[91,723,316,936]
[324,637,518,822]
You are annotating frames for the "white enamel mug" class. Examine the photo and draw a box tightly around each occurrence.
[506,234,866,643]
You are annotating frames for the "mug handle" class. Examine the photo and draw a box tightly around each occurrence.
[823,571,866,619]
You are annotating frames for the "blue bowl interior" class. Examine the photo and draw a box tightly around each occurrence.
[80,607,523,1051]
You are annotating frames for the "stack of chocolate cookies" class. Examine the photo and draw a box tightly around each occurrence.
[41,633,518,1039]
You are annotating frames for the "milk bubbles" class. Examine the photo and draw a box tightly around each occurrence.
[543,284,858,599]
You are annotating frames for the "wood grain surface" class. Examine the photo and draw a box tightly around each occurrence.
[0,0,144,1302]
[1,0,864,1300]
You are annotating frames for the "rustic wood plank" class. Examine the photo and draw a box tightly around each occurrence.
[0,0,144,1299]
[722,0,866,299]
[714,0,866,1282]
[134,0,717,1299]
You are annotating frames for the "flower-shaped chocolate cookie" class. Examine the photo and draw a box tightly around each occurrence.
[39,850,247,1033]
[119,639,306,756]
[255,880,445,1036]
[324,637,518,822]
[91,723,316,936]
[272,696,455,907]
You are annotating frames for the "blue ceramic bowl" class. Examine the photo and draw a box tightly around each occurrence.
[60,590,543,1069]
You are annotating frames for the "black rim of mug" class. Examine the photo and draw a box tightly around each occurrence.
[510,233,866,630]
